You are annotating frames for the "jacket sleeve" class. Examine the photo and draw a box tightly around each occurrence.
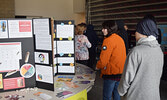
[118,50,139,96]
[96,39,114,69]
[84,36,92,48]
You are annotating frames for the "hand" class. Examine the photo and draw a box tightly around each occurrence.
[95,67,100,70]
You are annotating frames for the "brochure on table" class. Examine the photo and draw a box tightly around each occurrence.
[54,20,75,75]
[0,19,36,92]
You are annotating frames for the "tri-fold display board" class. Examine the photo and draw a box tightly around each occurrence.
[0,18,75,92]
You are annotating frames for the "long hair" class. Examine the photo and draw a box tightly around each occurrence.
[75,23,87,35]
[102,20,118,37]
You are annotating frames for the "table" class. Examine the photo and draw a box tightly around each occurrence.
[0,63,96,100]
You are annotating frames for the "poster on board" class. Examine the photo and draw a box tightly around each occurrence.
[0,19,36,92]
[8,20,33,38]
[54,20,75,75]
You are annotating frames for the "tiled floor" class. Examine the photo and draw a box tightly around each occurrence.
[88,70,167,100]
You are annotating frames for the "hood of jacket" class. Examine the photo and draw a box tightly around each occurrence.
[136,35,160,47]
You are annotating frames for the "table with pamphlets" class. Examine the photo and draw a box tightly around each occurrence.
[0,63,96,100]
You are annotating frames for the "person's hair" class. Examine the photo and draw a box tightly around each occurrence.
[102,20,118,37]
[79,23,87,28]
[75,23,87,35]
[75,25,85,35]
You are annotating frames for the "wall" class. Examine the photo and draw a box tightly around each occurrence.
[0,0,15,18]
[74,13,86,25]
[15,0,85,25]
[73,0,85,13]
[73,0,86,25]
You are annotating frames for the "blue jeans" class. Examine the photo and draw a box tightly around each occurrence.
[103,80,120,100]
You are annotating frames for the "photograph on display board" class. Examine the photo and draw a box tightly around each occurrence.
[34,52,49,64]
[0,20,8,38]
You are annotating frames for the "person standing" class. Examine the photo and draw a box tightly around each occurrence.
[116,20,129,55]
[84,24,99,69]
[96,20,126,100]
[118,18,164,100]
[143,14,162,44]
[75,24,92,66]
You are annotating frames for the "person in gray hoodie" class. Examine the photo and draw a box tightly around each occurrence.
[118,18,164,100]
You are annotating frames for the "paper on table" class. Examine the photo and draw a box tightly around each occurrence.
[64,82,79,88]
[34,92,52,100]
[56,91,73,98]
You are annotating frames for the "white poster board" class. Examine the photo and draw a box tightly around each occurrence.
[8,20,33,38]
[55,20,75,74]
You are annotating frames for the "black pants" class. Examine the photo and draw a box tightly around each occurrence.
[87,48,97,70]
[76,60,88,66]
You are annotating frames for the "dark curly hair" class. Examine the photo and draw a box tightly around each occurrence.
[102,20,119,37]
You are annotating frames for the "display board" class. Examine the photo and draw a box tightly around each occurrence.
[33,18,54,91]
[0,18,75,92]
[0,19,36,92]
[54,20,75,75]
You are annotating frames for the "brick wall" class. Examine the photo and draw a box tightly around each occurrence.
[0,0,15,18]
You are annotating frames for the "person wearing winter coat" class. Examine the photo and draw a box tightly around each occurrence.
[96,20,126,100]
[118,18,164,100]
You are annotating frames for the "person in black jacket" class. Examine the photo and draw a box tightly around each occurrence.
[116,20,129,55]
[84,24,99,69]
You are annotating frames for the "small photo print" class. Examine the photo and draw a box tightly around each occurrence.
[17,79,23,87]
